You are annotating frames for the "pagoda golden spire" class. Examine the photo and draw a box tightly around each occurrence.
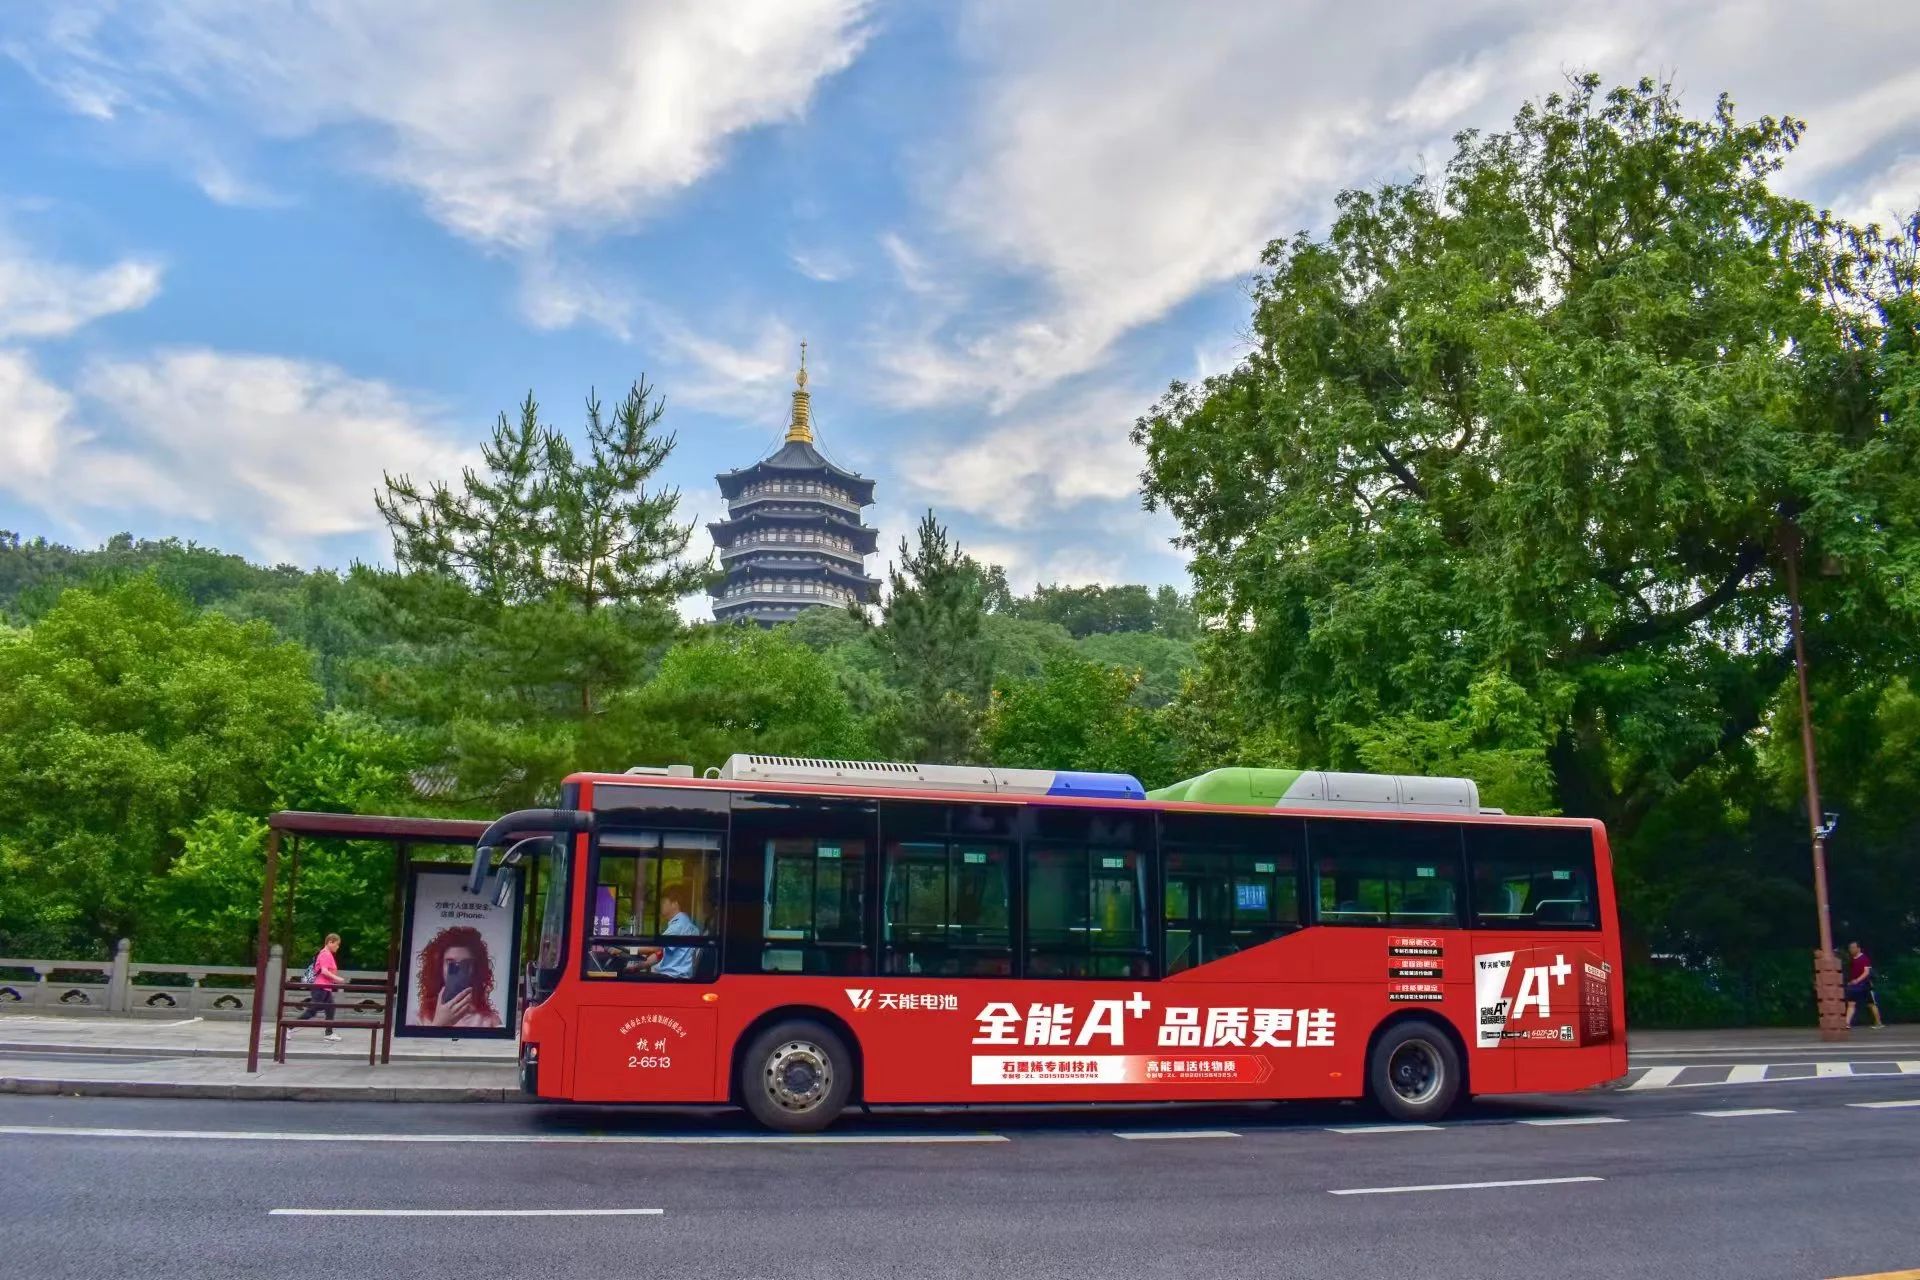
[785,340,813,444]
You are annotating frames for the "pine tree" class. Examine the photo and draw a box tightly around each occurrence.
[869,511,992,763]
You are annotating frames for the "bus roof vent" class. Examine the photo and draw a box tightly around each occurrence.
[717,755,1144,800]
[624,764,695,777]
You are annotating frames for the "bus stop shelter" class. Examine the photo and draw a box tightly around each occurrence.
[246,810,489,1072]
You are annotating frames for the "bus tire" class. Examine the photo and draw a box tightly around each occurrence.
[1367,1019,1461,1123]
[739,1019,853,1132]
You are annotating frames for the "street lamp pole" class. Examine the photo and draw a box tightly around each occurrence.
[1783,526,1847,1042]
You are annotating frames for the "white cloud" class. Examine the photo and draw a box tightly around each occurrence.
[879,232,939,296]
[900,385,1146,528]
[877,0,1920,410]
[790,245,853,283]
[0,348,73,497]
[11,0,874,250]
[0,236,161,339]
[54,349,474,563]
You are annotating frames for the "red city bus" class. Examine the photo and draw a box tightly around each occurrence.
[467,756,1627,1131]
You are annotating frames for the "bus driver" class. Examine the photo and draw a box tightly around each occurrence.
[632,884,700,979]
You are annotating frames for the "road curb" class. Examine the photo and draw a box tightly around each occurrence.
[0,1075,524,1103]
[0,1041,515,1064]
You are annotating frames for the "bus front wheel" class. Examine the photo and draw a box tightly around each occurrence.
[740,1019,853,1132]
[1367,1020,1462,1123]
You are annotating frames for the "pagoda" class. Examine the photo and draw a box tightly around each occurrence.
[709,344,882,626]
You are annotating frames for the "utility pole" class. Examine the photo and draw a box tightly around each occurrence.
[1784,525,1847,1042]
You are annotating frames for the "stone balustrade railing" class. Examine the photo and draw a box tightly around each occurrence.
[0,941,386,1021]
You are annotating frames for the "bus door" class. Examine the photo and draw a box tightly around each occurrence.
[571,826,724,1102]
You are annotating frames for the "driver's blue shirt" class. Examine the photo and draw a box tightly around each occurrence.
[657,911,700,979]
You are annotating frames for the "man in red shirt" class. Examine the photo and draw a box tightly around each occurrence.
[1844,941,1884,1030]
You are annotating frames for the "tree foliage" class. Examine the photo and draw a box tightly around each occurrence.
[986,655,1175,786]
[866,512,993,762]
[1136,75,1920,837]
[0,578,321,954]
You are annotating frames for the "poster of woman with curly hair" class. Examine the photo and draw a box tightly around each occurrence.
[397,867,521,1038]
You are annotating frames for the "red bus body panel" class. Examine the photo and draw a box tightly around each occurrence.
[520,773,1629,1106]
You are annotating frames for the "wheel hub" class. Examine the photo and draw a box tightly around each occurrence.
[1388,1040,1442,1105]
[764,1040,832,1113]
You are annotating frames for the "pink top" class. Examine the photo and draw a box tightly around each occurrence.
[313,947,342,987]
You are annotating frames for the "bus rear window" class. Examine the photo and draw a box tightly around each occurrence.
[1467,826,1599,930]
[1308,819,1463,927]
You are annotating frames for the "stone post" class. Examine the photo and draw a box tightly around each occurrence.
[263,944,284,1021]
[107,938,132,1013]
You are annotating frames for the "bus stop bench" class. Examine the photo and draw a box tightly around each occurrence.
[274,979,394,1066]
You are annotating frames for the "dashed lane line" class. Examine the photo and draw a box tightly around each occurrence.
[1114,1130,1240,1140]
[1325,1123,1442,1135]
[1693,1108,1794,1118]
[1329,1176,1603,1197]
[1847,1100,1920,1110]
[0,1124,1010,1146]
[272,1208,663,1218]
[1517,1116,1627,1127]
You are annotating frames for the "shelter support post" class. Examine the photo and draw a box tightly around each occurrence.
[245,828,281,1073]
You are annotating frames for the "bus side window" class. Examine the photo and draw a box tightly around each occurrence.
[728,794,877,976]
[1307,819,1464,928]
[1025,842,1152,979]
[881,839,1013,976]
[1161,811,1304,975]
[1466,826,1599,930]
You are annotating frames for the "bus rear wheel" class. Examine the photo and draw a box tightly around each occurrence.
[1367,1020,1462,1123]
[740,1019,853,1133]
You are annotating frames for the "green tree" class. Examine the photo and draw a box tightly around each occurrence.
[606,626,869,771]
[380,382,708,613]
[986,655,1174,785]
[867,512,993,762]
[369,382,705,803]
[1074,631,1196,708]
[1135,76,1920,837]
[0,577,321,955]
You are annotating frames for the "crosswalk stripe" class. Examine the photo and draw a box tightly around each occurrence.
[1726,1064,1769,1084]
[1626,1066,1684,1090]
[1816,1062,1854,1078]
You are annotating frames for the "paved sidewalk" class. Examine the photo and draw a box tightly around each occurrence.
[0,1012,514,1060]
[0,1012,518,1102]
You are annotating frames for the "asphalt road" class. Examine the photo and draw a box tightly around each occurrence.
[4,1072,1917,1280]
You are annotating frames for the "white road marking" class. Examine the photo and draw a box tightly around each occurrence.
[1325,1124,1442,1134]
[1905,1061,1920,1073]
[1726,1064,1770,1084]
[1847,1100,1920,1109]
[1517,1116,1626,1127]
[1329,1176,1603,1197]
[1693,1108,1792,1118]
[0,1125,1009,1146]
[272,1208,663,1218]
[1816,1062,1855,1078]
[1625,1064,1920,1090]
[1626,1066,1685,1090]
[1115,1130,1239,1140]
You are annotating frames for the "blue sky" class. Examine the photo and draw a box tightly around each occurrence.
[2,2,1916,619]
